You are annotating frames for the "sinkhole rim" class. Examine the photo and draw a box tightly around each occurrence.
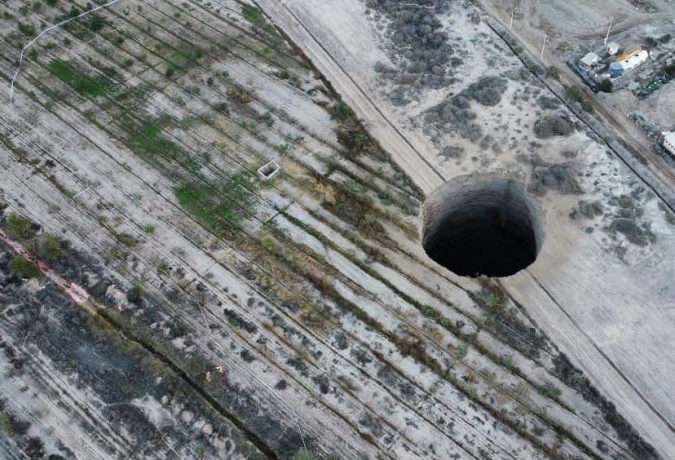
[421,174,545,278]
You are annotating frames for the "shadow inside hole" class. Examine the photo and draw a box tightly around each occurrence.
[422,176,543,278]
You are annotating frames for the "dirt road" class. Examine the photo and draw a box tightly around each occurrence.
[255,0,446,196]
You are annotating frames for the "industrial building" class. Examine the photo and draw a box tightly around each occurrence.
[580,52,600,68]
[616,48,649,72]
[663,131,675,156]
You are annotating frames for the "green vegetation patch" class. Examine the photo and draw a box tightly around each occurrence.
[18,21,36,36]
[9,255,40,279]
[5,213,36,240]
[565,85,593,113]
[165,45,204,77]
[31,234,62,264]
[126,118,180,159]
[241,5,278,36]
[174,173,255,235]
[242,5,265,24]
[46,59,114,97]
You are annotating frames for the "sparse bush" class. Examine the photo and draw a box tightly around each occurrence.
[529,163,582,196]
[365,1,453,90]
[9,255,40,279]
[5,213,36,240]
[332,101,352,121]
[87,14,106,32]
[440,145,464,158]
[565,85,593,112]
[18,22,36,36]
[463,76,508,106]
[424,95,482,142]
[537,95,560,110]
[533,115,575,139]
[609,218,655,246]
[214,102,229,114]
[127,285,143,305]
[545,66,560,80]
[227,87,254,104]
[293,448,318,460]
[539,381,562,399]
[33,234,62,263]
[573,200,604,220]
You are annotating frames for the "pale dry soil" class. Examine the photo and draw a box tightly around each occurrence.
[257,0,675,457]
[0,0,671,459]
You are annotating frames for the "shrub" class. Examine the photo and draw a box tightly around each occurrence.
[529,164,583,196]
[533,115,575,139]
[9,255,40,279]
[18,22,36,36]
[5,213,36,240]
[87,14,106,32]
[546,66,560,80]
[127,285,143,305]
[293,448,318,460]
[599,79,613,93]
[565,85,593,112]
[539,381,562,399]
[34,234,62,263]
[463,76,508,106]
[332,101,352,121]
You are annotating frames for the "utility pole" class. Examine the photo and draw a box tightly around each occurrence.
[604,16,614,45]
[509,6,517,30]
[540,35,548,60]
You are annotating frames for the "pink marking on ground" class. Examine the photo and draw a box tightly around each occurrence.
[0,228,91,306]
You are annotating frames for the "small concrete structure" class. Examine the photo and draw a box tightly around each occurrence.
[616,49,649,72]
[607,42,620,56]
[257,161,281,181]
[662,131,675,156]
[579,52,600,68]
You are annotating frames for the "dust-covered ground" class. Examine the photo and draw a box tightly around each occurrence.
[0,0,673,459]
[258,0,675,457]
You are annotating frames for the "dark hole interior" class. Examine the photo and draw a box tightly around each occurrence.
[423,179,541,277]
[260,163,278,177]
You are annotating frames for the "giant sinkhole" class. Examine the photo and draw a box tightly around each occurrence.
[421,175,544,278]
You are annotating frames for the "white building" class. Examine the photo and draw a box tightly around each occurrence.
[663,131,675,156]
[617,49,649,72]
[607,42,620,55]
[580,52,600,68]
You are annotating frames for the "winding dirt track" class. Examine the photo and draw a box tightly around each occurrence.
[256,1,675,457]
